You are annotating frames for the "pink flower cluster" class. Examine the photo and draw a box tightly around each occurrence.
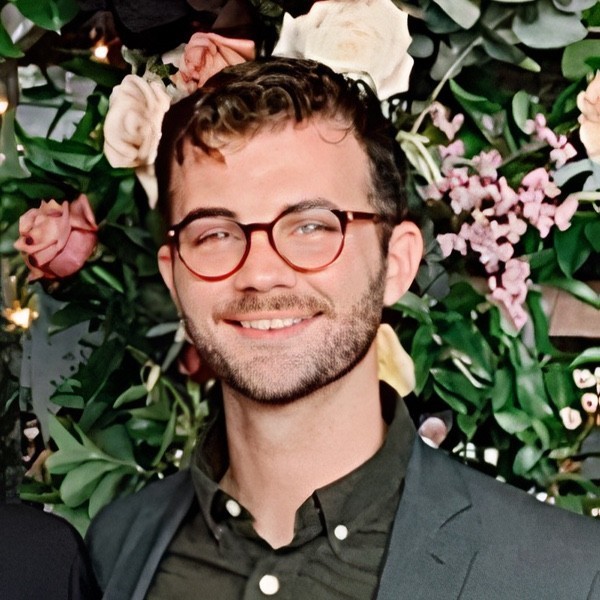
[426,115,579,330]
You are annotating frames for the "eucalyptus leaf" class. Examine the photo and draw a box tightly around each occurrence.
[561,39,600,80]
[513,0,587,48]
[433,0,481,29]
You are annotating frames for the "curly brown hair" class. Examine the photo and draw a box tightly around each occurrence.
[155,57,407,229]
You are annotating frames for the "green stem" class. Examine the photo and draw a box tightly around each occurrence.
[410,13,514,135]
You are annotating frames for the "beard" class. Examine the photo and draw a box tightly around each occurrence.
[183,262,387,405]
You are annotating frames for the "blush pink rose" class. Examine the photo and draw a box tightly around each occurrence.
[577,71,600,163]
[173,32,256,94]
[14,194,98,281]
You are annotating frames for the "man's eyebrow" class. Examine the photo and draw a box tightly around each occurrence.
[180,207,237,221]
[282,198,339,214]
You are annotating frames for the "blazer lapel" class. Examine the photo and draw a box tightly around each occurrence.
[103,470,195,600]
[377,440,480,600]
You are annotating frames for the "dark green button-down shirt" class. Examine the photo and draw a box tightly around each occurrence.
[147,384,415,599]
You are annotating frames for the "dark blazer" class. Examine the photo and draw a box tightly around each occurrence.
[87,439,600,599]
[0,503,101,600]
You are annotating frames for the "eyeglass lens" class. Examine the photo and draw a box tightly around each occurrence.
[176,208,346,279]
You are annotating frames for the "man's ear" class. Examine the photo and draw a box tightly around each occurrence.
[157,244,181,312]
[383,221,423,306]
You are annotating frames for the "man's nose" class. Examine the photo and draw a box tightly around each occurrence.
[232,231,297,292]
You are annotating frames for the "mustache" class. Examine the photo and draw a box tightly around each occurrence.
[215,294,334,318]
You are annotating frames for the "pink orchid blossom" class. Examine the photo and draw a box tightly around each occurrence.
[429,102,465,141]
[554,194,579,231]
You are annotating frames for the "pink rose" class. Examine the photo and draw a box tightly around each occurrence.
[173,32,256,94]
[577,71,600,163]
[14,195,98,281]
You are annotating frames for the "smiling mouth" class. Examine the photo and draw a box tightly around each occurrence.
[239,317,305,330]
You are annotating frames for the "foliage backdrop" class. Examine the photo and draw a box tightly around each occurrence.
[0,0,599,533]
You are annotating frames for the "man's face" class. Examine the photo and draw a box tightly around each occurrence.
[159,119,391,404]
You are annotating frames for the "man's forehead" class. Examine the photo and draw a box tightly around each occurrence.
[177,115,356,164]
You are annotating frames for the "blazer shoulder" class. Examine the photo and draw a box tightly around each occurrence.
[85,469,193,593]
[426,443,600,547]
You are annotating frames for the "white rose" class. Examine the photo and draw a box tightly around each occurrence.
[104,75,171,206]
[273,0,414,100]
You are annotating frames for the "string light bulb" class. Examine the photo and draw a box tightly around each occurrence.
[93,40,109,62]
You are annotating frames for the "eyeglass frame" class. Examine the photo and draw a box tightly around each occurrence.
[166,207,392,282]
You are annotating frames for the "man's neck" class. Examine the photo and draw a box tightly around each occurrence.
[218,344,385,549]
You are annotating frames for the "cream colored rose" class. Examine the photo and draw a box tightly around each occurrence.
[104,75,172,206]
[273,0,414,99]
[577,71,600,163]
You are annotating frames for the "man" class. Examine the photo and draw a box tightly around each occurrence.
[87,58,600,599]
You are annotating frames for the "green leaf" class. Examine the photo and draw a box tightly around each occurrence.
[562,39,600,80]
[0,109,30,182]
[554,219,591,278]
[0,23,24,58]
[512,90,533,132]
[432,381,469,415]
[434,0,481,29]
[571,348,600,367]
[49,304,97,334]
[89,265,125,293]
[60,460,119,507]
[114,384,149,408]
[60,57,125,89]
[494,410,531,433]
[584,220,600,252]
[513,445,543,476]
[513,0,587,49]
[491,369,513,412]
[544,364,575,410]
[516,364,553,419]
[542,278,600,309]
[431,368,486,406]
[13,0,79,32]
[88,468,134,519]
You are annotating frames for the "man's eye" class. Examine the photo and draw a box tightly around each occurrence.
[294,221,334,235]
[195,230,231,245]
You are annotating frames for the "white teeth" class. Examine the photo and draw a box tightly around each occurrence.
[239,317,303,330]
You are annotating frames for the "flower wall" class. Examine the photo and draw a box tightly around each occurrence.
[0,0,599,532]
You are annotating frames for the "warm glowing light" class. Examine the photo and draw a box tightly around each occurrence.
[93,43,109,61]
[3,302,38,329]
[0,98,8,114]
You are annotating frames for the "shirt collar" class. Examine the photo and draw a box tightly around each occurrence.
[190,383,416,545]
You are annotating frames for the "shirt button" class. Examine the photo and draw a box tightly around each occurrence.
[258,574,280,595]
[334,524,349,540]
[225,499,241,517]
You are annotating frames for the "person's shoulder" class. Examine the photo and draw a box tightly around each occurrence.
[0,502,80,541]
[88,468,191,535]
[85,469,192,592]
[431,444,600,545]
[0,503,100,599]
